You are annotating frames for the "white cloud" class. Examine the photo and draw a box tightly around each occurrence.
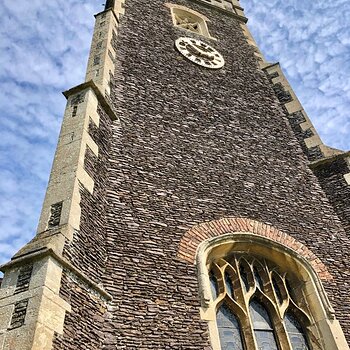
[0,0,349,267]
[245,0,350,150]
[0,0,102,267]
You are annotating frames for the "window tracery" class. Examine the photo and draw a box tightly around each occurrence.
[166,4,211,38]
[209,255,311,350]
[189,225,348,350]
[174,12,201,34]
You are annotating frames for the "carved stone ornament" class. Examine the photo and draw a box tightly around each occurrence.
[175,37,225,69]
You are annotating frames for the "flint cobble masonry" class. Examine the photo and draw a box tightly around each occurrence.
[51,0,349,348]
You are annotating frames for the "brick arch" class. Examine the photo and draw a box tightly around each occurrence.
[177,217,332,281]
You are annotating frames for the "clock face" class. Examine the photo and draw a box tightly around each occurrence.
[175,37,225,69]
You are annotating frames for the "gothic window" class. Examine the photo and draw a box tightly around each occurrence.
[166,4,211,38]
[208,255,311,350]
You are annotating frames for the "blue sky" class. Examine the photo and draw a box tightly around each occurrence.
[0,0,349,267]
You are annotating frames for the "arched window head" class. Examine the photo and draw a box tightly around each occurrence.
[165,4,212,38]
[196,233,348,350]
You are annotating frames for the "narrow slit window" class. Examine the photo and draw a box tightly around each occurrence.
[72,105,78,117]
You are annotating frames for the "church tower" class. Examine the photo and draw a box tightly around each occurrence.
[1,0,349,349]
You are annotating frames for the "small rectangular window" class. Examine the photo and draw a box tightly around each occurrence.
[9,299,29,330]
[108,50,114,62]
[72,105,78,117]
[14,264,33,295]
[93,55,101,66]
[48,201,63,227]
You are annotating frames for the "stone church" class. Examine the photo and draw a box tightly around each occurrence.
[0,0,349,349]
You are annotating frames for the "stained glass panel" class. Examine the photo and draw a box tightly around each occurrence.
[239,264,249,292]
[254,266,264,290]
[224,272,234,299]
[285,313,310,350]
[217,304,244,350]
[210,271,219,300]
[250,300,278,350]
[211,256,313,350]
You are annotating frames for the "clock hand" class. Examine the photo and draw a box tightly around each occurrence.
[186,44,215,60]
[192,43,214,53]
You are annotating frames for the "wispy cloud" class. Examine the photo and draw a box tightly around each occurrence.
[245,0,350,150]
[0,0,349,267]
[0,0,102,266]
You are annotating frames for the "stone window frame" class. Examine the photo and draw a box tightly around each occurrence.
[165,3,214,39]
[196,233,348,350]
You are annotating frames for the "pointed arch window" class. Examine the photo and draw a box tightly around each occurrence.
[207,254,312,350]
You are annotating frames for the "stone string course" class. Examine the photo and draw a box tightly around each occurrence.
[51,0,350,348]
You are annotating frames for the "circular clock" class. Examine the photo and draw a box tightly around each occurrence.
[175,37,225,69]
